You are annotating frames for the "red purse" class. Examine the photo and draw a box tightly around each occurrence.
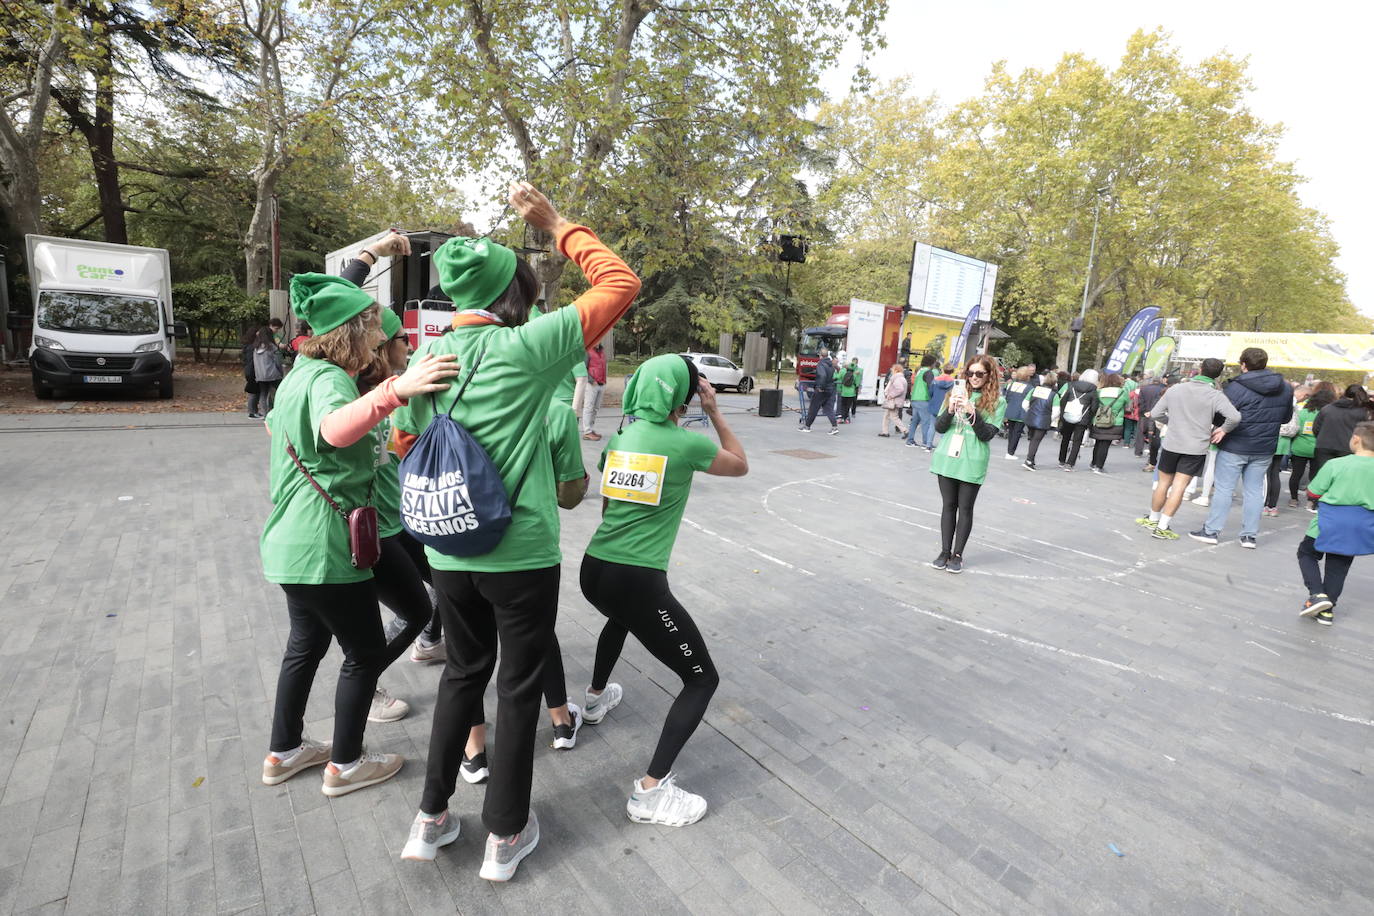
[285,437,381,570]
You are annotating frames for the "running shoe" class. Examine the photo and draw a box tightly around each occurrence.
[1316,609,1334,626]
[1300,594,1334,618]
[799,426,811,433]
[582,431,602,441]
[905,440,919,448]
[1141,464,1155,472]
[321,750,404,797]
[262,737,331,786]
[1062,465,1073,473]
[368,687,410,723]
[1151,526,1179,540]
[1004,453,1018,460]
[877,433,890,437]
[461,751,489,784]
[551,703,583,750]
[1134,516,1157,529]
[1240,536,1257,549]
[479,811,540,881]
[1262,507,1279,518]
[828,427,840,436]
[1022,460,1037,471]
[626,773,707,827]
[1288,499,1299,508]
[930,552,949,570]
[1307,502,1318,513]
[1192,496,1211,507]
[1090,466,1104,475]
[945,554,963,574]
[583,683,623,725]
[401,809,461,861]
[410,637,445,664]
[1188,529,1219,545]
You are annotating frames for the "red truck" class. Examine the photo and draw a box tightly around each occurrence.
[798,299,907,402]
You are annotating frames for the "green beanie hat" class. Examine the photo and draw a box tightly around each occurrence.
[433,236,517,311]
[624,354,694,423]
[381,307,402,340]
[289,273,374,335]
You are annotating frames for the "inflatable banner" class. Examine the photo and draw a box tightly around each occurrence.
[1105,306,1160,373]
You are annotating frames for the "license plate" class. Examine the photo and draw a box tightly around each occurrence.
[83,375,121,384]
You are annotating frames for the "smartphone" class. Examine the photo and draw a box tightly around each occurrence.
[953,379,967,399]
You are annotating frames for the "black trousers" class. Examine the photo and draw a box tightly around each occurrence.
[1058,423,1088,466]
[1265,455,1284,509]
[1025,427,1048,464]
[421,565,560,835]
[936,474,981,556]
[1297,536,1354,604]
[271,580,399,763]
[804,387,837,428]
[1091,438,1112,470]
[1006,421,1024,455]
[374,534,436,647]
[581,556,719,780]
[1289,455,1313,501]
[839,394,858,421]
[1135,417,1159,461]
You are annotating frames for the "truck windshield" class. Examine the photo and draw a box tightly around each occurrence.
[37,291,161,335]
[800,332,841,356]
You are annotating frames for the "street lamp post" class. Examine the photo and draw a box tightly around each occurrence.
[1070,187,1108,374]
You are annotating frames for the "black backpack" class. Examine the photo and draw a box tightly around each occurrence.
[841,366,856,388]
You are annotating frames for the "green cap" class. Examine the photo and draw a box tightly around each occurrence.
[624,354,692,423]
[289,273,373,335]
[381,307,402,340]
[433,237,517,311]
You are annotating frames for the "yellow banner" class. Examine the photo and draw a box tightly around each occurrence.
[600,450,668,505]
[902,313,962,360]
[1225,333,1374,373]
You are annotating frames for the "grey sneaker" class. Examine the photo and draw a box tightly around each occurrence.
[626,773,707,827]
[401,809,461,861]
[583,683,623,725]
[479,811,539,882]
[368,687,410,723]
[410,636,445,664]
[262,737,331,786]
[321,750,403,797]
[1239,535,1257,549]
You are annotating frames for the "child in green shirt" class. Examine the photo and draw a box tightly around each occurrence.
[1297,421,1374,626]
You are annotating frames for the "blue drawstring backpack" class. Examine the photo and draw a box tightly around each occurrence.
[399,347,525,556]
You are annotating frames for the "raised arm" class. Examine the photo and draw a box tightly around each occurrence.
[697,379,748,477]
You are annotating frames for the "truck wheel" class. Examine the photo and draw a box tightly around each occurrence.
[158,375,174,399]
[33,379,53,400]
[738,377,753,394]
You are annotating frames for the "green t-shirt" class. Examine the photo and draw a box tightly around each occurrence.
[585,418,720,571]
[261,357,374,584]
[1291,406,1319,458]
[392,307,584,572]
[838,364,863,397]
[1306,454,1374,539]
[547,399,585,482]
[911,368,933,402]
[372,415,403,538]
[928,396,1007,485]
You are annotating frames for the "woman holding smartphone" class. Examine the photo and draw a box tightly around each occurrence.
[929,355,1005,573]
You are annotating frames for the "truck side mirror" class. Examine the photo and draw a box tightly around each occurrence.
[171,321,189,339]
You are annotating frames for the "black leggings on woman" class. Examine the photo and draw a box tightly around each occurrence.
[1091,438,1112,470]
[1289,455,1312,501]
[1025,427,1048,464]
[580,555,719,780]
[1265,455,1284,509]
[937,474,982,556]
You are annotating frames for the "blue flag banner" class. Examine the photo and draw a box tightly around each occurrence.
[1105,307,1160,373]
[1143,317,1163,349]
[949,305,980,367]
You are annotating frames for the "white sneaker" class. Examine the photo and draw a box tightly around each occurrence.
[1192,496,1211,507]
[368,687,410,723]
[410,637,445,664]
[551,703,583,750]
[626,773,707,827]
[1004,453,1018,460]
[401,809,461,861]
[583,684,623,725]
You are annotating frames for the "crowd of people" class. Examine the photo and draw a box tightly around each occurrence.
[256,183,748,882]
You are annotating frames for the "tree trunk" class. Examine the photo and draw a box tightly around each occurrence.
[244,170,279,297]
[91,38,127,244]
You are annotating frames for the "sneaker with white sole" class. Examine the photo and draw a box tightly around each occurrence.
[1300,594,1334,618]
[401,809,461,861]
[461,750,489,784]
[1151,526,1179,540]
[551,703,583,750]
[828,427,840,436]
[368,687,410,723]
[1188,528,1219,545]
[583,684,623,725]
[1004,453,1018,460]
[1193,496,1211,507]
[1134,516,1157,529]
[479,811,539,882]
[1239,535,1257,549]
[410,637,445,664]
[321,750,404,797]
[262,737,332,786]
[626,773,707,827]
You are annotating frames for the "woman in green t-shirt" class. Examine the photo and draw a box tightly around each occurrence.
[259,260,459,800]
[929,354,1006,574]
[579,354,748,828]
[1289,386,1335,508]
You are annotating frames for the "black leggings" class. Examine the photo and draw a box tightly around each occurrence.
[1265,455,1284,508]
[1025,427,1048,464]
[936,474,981,556]
[580,556,719,780]
[1058,423,1088,466]
[1297,536,1354,605]
[1289,455,1312,501]
[1091,438,1112,470]
[374,534,435,648]
[1006,421,1024,455]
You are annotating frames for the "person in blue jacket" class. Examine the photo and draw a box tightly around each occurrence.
[1019,372,1057,471]
[1001,366,1033,459]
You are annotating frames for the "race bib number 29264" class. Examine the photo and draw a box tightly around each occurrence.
[601,450,668,506]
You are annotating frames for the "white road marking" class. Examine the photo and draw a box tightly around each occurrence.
[1246,641,1281,657]
[682,517,815,576]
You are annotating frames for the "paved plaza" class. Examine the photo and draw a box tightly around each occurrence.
[1,399,1372,915]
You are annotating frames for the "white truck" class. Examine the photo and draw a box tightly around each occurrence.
[25,236,186,399]
[325,230,456,352]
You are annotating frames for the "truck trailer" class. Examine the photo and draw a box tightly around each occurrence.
[25,235,186,399]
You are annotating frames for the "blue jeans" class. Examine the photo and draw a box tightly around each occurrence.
[1205,450,1269,538]
[906,401,935,446]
